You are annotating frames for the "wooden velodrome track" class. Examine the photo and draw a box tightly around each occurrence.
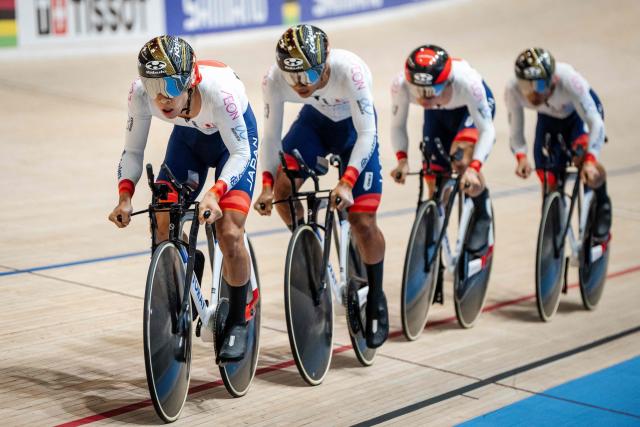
[1,0,639,425]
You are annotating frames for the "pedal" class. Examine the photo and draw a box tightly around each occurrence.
[195,318,202,338]
[346,280,364,335]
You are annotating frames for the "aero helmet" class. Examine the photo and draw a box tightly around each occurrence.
[138,35,198,98]
[514,47,555,94]
[405,44,452,98]
[276,25,329,86]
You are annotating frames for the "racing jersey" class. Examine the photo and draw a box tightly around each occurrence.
[390,59,496,168]
[260,48,377,187]
[505,62,605,160]
[117,61,251,198]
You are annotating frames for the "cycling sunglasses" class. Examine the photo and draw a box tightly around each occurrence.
[408,81,447,99]
[516,78,551,95]
[282,64,325,87]
[141,74,191,98]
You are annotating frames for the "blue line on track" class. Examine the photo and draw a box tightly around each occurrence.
[458,356,640,426]
[2,163,639,278]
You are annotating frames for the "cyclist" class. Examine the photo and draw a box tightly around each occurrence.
[390,44,496,256]
[108,35,258,362]
[253,24,388,348]
[506,47,611,240]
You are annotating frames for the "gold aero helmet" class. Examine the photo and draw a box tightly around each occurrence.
[276,25,329,86]
[138,35,198,98]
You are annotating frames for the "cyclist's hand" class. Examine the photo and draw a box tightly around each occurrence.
[515,157,532,179]
[331,181,354,211]
[581,161,601,187]
[461,168,484,197]
[199,191,223,224]
[253,186,274,216]
[108,195,133,228]
[390,159,409,184]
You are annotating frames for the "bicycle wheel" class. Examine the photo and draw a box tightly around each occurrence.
[143,241,191,423]
[345,233,376,366]
[284,225,333,385]
[401,200,440,341]
[579,199,609,310]
[218,237,261,397]
[535,192,565,321]
[454,203,495,329]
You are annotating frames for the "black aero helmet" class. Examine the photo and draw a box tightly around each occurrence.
[137,35,198,98]
[514,47,555,81]
[276,24,328,76]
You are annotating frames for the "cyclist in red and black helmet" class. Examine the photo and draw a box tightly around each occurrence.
[391,44,496,256]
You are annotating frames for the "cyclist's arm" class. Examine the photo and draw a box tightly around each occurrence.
[117,79,152,197]
[505,80,527,160]
[390,75,411,161]
[567,72,605,162]
[344,80,377,188]
[466,82,495,171]
[260,70,285,188]
[212,90,252,199]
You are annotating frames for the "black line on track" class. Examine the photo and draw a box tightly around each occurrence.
[352,325,640,426]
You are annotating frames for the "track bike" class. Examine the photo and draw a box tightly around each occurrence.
[273,150,376,385]
[400,141,495,340]
[535,133,610,321]
[129,163,261,422]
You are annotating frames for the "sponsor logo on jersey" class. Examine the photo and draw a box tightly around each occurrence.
[357,98,374,115]
[363,172,373,191]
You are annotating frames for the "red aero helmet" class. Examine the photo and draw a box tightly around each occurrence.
[405,44,452,87]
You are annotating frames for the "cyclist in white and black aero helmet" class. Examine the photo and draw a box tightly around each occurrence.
[390,44,496,256]
[109,35,260,362]
[254,24,389,349]
[506,47,611,240]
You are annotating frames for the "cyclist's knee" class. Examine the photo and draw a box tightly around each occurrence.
[348,212,379,238]
[216,218,245,259]
[154,212,170,244]
[273,170,293,200]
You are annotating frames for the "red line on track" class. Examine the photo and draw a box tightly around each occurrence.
[56,264,640,426]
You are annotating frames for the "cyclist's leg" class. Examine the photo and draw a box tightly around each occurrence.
[275,105,329,228]
[451,92,495,255]
[569,94,611,239]
[155,125,209,245]
[533,113,569,194]
[337,117,387,347]
[212,105,259,361]
[422,108,456,198]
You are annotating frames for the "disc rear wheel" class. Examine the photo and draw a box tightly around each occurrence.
[579,199,609,310]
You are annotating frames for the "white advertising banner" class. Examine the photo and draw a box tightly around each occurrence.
[17,0,166,47]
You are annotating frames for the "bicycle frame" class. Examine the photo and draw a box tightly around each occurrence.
[135,163,259,344]
[541,133,604,268]
[276,150,367,311]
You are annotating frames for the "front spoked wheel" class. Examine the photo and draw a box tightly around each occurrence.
[143,241,191,423]
[401,200,440,341]
[535,192,566,321]
[218,237,261,397]
[454,203,495,329]
[284,225,333,385]
[579,199,609,310]
[345,233,376,366]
